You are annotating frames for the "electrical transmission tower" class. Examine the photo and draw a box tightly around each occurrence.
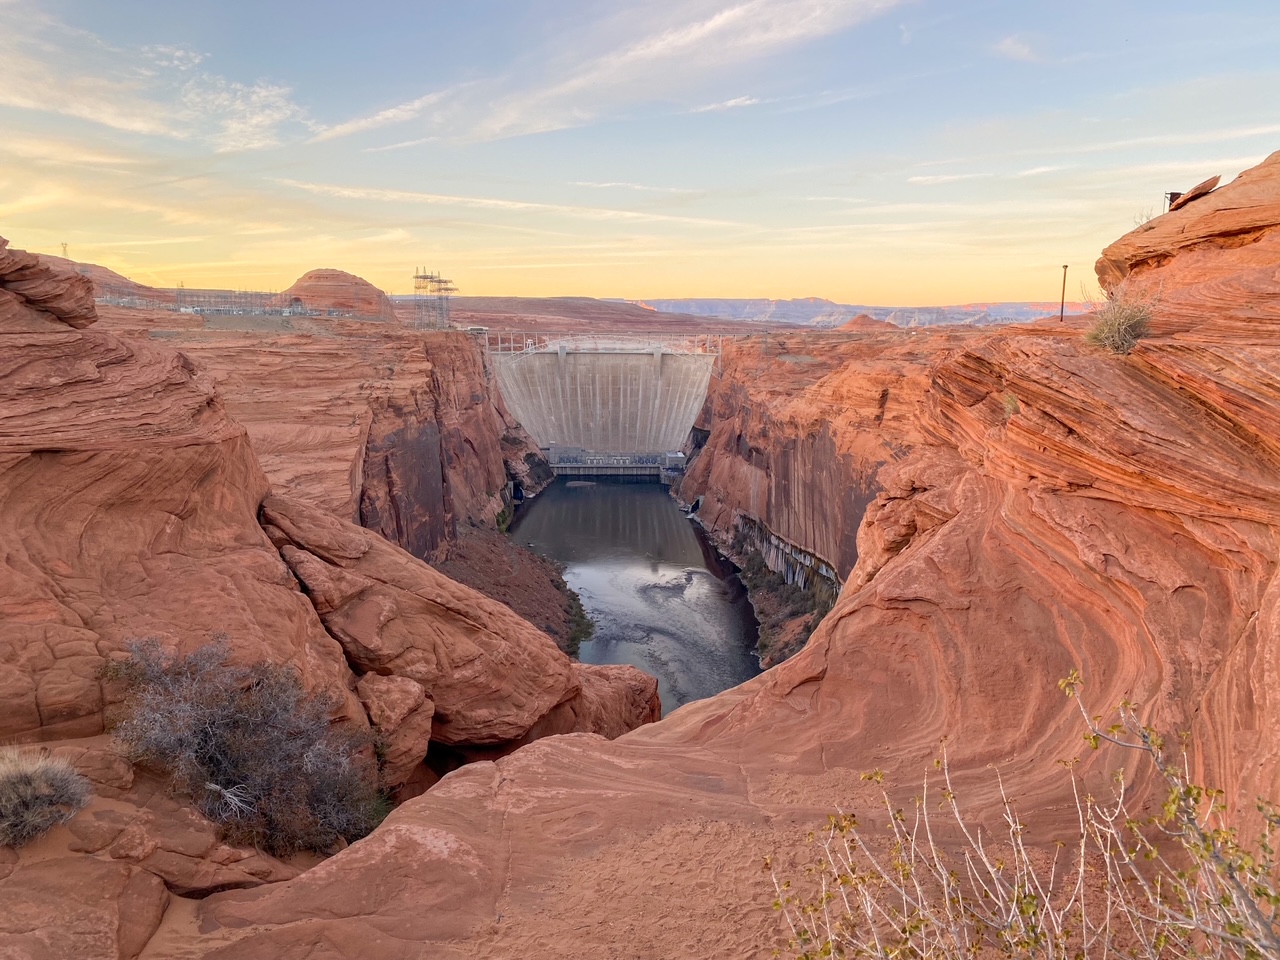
[412,267,457,329]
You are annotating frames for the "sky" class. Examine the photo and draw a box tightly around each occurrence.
[1,0,1278,304]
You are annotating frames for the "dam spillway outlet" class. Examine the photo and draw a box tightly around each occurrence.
[491,337,717,468]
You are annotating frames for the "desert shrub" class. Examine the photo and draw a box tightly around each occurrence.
[772,674,1280,960]
[1086,298,1152,354]
[0,749,91,847]
[107,639,383,854]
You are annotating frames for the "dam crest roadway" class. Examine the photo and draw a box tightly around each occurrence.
[487,333,722,479]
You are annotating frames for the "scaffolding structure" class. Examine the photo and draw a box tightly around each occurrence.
[411,268,457,330]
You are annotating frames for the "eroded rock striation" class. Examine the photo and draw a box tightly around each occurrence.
[263,494,658,762]
[0,243,361,742]
[185,151,1280,958]
[0,243,659,958]
[1096,148,1280,333]
[10,149,1280,959]
[88,318,551,565]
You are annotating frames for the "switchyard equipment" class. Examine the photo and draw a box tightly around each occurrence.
[411,268,457,330]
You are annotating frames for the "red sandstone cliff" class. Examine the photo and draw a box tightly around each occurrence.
[89,308,552,566]
[0,244,658,957]
[1096,149,1280,333]
[173,153,1280,958]
[9,148,1280,959]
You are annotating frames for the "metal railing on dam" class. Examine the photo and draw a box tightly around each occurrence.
[487,334,721,460]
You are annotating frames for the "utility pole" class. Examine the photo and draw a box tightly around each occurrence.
[1059,264,1068,322]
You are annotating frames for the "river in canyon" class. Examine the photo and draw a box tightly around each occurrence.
[510,479,761,713]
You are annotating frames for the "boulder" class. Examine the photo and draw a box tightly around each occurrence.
[264,494,659,749]
[356,674,435,788]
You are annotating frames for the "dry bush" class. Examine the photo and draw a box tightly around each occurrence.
[0,748,91,847]
[772,674,1280,960]
[1086,298,1152,354]
[108,638,384,854]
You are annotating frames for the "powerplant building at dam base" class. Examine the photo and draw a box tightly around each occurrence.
[488,335,721,482]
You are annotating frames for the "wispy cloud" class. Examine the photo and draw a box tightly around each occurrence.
[572,181,698,194]
[274,178,745,227]
[0,135,145,168]
[142,45,206,71]
[361,137,438,153]
[465,0,903,139]
[993,35,1039,62]
[907,173,991,185]
[314,90,453,142]
[182,76,310,152]
[693,95,763,112]
[0,7,311,151]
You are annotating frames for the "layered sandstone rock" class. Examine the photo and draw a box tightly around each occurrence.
[0,244,361,742]
[88,318,552,565]
[263,494,659,763]
[2,238,97,330]
[1095,149,1280,333]
[179,155,1280,957]
[677,328,977,581]
[280,268,398,322]
[2,242,663,958]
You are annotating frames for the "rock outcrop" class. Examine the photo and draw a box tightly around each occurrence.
[2,238,97,329]
[89,317,551,565]
[1,242,661,958]
[0,245,362,742]
[1095,149,1280,333]
[280,268,398,322]
[264,494,658,771]
[13,148,1280,959]
[677,328,976,581]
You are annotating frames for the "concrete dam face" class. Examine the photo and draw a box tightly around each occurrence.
[491,337,717,459]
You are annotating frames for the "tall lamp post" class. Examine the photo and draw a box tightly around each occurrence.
[1059,264,1068,322]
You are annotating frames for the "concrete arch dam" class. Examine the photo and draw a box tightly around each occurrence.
[489,335,720,478]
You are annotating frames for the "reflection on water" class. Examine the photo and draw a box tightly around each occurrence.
[511,480,760,713]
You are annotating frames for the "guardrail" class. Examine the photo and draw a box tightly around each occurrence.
[486,332,723,357]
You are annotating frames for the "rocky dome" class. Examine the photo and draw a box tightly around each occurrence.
[838,312,895,331]
[280,268,397,322]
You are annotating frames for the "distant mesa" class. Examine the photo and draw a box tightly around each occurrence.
[632,297,1091,328]
[280,268,397,323]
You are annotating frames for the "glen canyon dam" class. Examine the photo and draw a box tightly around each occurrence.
[3,2,1280,959]
[491,335,718,474]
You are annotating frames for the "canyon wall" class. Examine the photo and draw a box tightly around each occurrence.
[677,328,973,582]
[95,311,550,565]
[0,243,658,957]
[7,150,1280,960]
[173,152,1280,959]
